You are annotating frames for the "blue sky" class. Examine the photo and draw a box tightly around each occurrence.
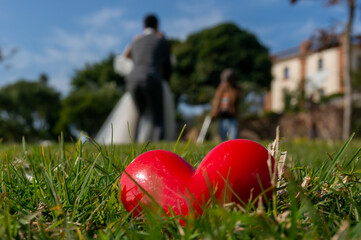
[0,0,355,96]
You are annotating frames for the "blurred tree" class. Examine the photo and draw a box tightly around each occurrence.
[0,74,61,142]
[170,23,272,104]
[290,0,356,140]
[56,54,125,138]
[71,53,125,89]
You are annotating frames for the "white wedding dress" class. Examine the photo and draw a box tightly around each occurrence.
[94,55,176,144]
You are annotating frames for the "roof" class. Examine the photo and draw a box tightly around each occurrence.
[271,46,299,60]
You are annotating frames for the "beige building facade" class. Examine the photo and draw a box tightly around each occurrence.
[267,36,361,113]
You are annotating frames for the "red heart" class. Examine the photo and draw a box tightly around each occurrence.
[120,139,274,217]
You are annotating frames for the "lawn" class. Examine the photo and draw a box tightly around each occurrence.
[1,134,361,239]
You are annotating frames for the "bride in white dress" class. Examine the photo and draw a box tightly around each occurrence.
[94,55,176,144]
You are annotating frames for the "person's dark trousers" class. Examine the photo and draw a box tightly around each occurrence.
[128,79,164,142]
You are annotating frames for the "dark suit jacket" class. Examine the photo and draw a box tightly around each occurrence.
[126,32,172,84]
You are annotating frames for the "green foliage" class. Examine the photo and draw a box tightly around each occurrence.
[71,53,124,89]
[1,138,361,239]
[57,54,125,138]
[352,67,361,92]
[0,74,61,142]
[56,82,122,138]
[170,23,272,104]
[282,82,307,113]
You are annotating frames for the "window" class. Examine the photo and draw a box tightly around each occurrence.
[283,67,289,79]
[318,58,323,70]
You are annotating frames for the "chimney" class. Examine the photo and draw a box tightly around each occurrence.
[299,40,311,90]
[300,40,311,56]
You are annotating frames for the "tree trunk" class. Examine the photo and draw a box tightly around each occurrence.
[342,0,355,140]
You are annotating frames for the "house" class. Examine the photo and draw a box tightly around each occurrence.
[266,33,361,113]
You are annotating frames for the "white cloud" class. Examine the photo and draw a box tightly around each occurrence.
[39,16,122,66]
[250,0,282,7]
[39,8,133,94]
[10,49,33,69]
[165,1,225,40]
[327,3,345,15]
[43,47,66,62]
[50,28,87,50]
[255,19,316,41]
[80,8,123,28]
[49,28,119,52]
[294,19,317,38]
[176,0,217,15]
[166,11,224,40]
[92,33,120,50]
[120,19,139,33]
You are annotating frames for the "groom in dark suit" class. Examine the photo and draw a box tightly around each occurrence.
[124,14,172,142]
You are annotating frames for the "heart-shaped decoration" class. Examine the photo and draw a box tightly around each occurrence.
[120,139,275,217]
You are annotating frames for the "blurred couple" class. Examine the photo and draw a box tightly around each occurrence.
[95,14,175,144]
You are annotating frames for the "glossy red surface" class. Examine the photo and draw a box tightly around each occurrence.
[119,139,275,217]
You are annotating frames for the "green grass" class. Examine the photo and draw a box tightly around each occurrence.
[0,135,361,239]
